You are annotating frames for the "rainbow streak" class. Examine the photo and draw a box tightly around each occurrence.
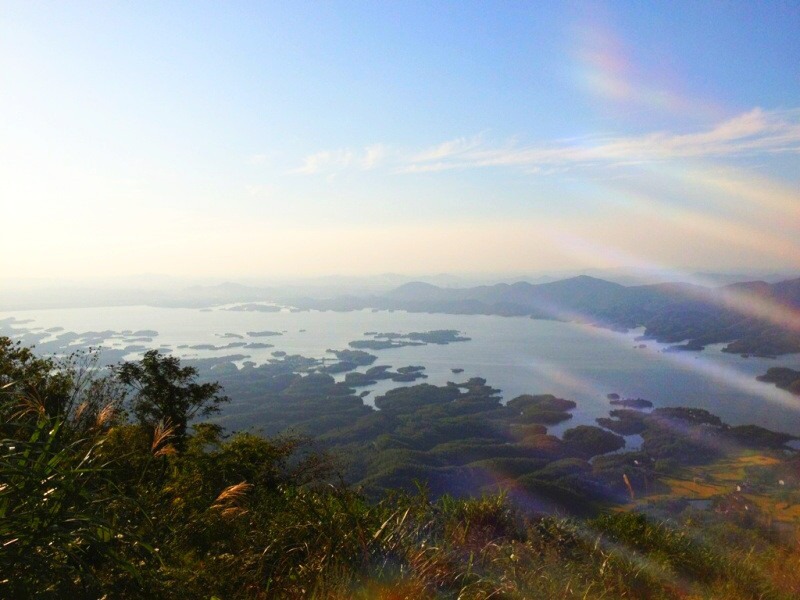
[657,165,800,225]
[570,17,724,120]
[471,230,800,418]
[537,224,800,335]
[521,356,610,400]
[607,183,800,266]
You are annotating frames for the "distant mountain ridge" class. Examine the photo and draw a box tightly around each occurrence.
[289,274,800,356]
[2,271,798,356]
[386,275,800,317]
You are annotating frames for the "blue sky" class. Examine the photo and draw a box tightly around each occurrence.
[2,1,799,280]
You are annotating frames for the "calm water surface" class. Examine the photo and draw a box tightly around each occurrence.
[4,305,800,436]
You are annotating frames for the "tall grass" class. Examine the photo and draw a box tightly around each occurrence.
[2,337,799,599]
[0,383,153,597]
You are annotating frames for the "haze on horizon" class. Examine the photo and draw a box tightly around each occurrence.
[2,2,799,283]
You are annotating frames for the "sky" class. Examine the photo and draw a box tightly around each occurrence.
[2,1,799,282]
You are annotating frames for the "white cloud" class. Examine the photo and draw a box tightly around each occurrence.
[404,108,800,172]
[290,145,387,174]
[290,108,800,176]
[360,144,387,169]
[409,135,486,163]
[290,150,347,174]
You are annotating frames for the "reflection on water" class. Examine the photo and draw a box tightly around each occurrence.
[2,305,800,435]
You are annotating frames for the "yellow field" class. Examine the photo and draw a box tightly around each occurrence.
[624,451,800,524]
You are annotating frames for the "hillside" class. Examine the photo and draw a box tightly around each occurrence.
[3,337,800,598]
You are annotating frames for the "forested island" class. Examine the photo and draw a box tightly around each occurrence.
[349,329,470,350]
[758,367,800,395]
[188,348,797,505]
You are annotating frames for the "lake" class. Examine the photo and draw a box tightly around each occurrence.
[3,304,800,437]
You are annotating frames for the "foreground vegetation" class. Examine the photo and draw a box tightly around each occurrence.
[2,337,800,599]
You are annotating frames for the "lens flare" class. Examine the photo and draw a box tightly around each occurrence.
[570,15,723,120]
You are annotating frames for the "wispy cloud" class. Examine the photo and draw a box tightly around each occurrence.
[290,107,800,176]
[405,108,800,173]
[408,135,486,163]
[289,144,388,174]
[290,150,352,174]
[361,144,387,169]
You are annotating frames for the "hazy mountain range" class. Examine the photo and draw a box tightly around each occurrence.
[285,275,800,357]
[3,272,799,357]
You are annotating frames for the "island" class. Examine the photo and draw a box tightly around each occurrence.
[609,397,653,409]
[756,367,800,395]
[349,329,471,350]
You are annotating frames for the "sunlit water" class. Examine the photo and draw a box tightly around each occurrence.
[3,305,800,437]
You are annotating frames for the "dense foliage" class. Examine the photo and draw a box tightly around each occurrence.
[202,352,797,511]
[2,337,800,599]
[116,349,229,448]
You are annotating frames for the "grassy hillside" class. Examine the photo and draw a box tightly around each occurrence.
[2,337,800,599]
